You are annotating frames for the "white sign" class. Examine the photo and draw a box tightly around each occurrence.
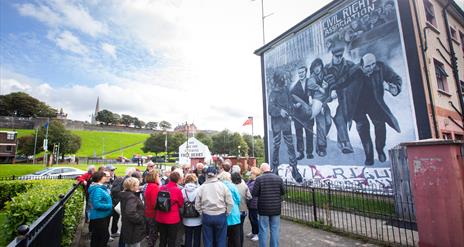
[178,137,212,164]
[43,139,48,151]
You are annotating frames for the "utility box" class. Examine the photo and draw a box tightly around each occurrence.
[403,140,464,247]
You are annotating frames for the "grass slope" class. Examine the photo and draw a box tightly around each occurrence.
[2,129,152,159]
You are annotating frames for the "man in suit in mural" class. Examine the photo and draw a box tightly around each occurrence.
[343,53,402,166]
[268,71,303,183]
[306,58,333,157]
[325,43,356,154]
[290,66,314,160]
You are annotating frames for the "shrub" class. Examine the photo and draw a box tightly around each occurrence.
[0,180,42,209]
[1,180,84,246]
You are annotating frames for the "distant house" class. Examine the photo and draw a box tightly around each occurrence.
[0,131,17,164]
[174,123,198,137]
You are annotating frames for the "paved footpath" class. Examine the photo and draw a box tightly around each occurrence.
[79,217,377,247]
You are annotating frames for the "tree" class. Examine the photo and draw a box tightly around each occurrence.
[145,122,158,130]
[195,132,213,148]
[133,118,145,128]
[112,113,121,125]
[17,135,35,156]
[243,134,264,157]
[0,92,57,117]
[96,109,116,125]
[229,132,248,156]
[211,130,232,154]
[168,132,187,153]
[159,120,172,130]
[120,114,134,127]
[142,132,166,155]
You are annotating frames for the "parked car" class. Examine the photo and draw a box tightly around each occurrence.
[19,167,86,180]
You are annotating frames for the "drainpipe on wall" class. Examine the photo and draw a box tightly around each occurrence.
[443,1,464,125]
[411,0,440,138]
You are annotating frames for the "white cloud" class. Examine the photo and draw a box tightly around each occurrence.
[101,43,117,59]
[52,31,89,54]
[15,0,107,37]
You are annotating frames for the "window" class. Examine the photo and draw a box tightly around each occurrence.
[443,132,452,140]
[6,146,12,152]
[460,31,464,54]
[461,80,464,103]
[424,0,437,27]
[450,27,457,39]
[6,132,15,140]
[434,59,449,92]
[455,134,464,140]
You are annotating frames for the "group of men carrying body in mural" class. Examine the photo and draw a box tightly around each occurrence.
[268,42,402,183]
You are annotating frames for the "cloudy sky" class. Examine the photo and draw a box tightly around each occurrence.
[0,0,342,135]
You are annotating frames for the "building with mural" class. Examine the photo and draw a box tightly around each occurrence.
[254,0,463,186]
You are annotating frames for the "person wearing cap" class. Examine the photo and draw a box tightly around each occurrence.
[325,41,356,154]
[195,166,233,247]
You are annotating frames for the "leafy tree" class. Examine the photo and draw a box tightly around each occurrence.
[133,118,145,128]
[159,120,172,130]
[17,135,35,155]
[243,134,265,157]
[112,113,121,125]
[142,132,166,155]
[0,92,57,117]
[145,122,158,130]
[211,129,232,154]
[168,132,187,153]
[229,132,248,156]
[195,132,213,148]
[120,114,134,127]
[29,120,82,159]
[96,109,116,125]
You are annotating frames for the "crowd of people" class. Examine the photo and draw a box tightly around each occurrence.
[77,160,286,247]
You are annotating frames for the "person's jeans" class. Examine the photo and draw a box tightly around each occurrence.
[146,217,158,247]
[158,223,178,247]
[202,213,227,247]
[248,209,259,234]
[258,215,280,247]
[227,224,241,247]
[184,225,202,247]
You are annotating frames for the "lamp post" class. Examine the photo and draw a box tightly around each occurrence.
[238,145,241,157]
[252,0,274,44]
[164,131,168,164]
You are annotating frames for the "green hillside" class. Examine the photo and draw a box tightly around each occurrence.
[2,129,152,159]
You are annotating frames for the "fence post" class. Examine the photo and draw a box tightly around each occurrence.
[328,182,332,207]
[312,187,317,222]
[16,225,29,247]
[12,175,15,180]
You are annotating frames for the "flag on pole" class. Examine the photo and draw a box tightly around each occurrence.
[242,117,253,126]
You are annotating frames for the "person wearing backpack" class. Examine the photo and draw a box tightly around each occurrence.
[144,170,160,247]
[155,171,184,247]
[182,174,201,247]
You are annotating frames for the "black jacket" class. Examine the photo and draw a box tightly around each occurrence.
[252,172,285,216]
[119,191,146,244]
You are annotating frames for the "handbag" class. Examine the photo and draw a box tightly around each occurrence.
[114,202,121,215]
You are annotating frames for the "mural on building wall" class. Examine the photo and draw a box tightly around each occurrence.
[263,0,417,187]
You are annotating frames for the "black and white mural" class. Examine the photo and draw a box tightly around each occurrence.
[263,0,417,187]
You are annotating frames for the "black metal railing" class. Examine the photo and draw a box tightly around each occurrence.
[6,182,81,247]
[283,181,417,246]
[0,175,78,181]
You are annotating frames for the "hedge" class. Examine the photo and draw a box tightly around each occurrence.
[1,180,84,247]
[0,180,43,209]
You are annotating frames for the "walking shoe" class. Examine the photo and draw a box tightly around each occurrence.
[246,232,254,238]
[108,237,114,242]
[251,235,259,241]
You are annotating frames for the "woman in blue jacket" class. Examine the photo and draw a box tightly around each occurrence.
[88,171,113,247]
[218,172,241,247]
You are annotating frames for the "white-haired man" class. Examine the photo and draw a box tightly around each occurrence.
[252,163,285,247]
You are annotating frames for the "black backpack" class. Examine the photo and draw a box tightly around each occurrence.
[182,190,200,218]
[155,187,171,212]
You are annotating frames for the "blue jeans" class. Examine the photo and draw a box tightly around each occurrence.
[202,213,227,247]
[258,215,280,247]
